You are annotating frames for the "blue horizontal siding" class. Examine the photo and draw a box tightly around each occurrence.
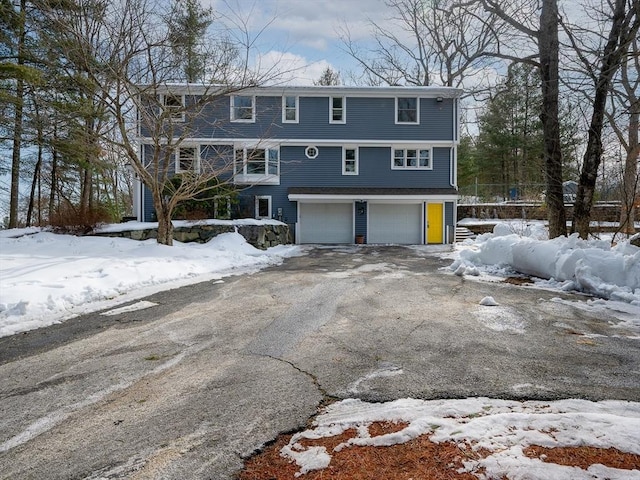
[280,145,451,189]
[141,95,455,142]
[235,145,454,233]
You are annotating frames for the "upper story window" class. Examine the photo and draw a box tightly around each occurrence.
[282,95,298,123]
[231,95,255,122]
[330,96,345,123]
[342,147,358,175]
[396,97,419,124]
[392,147,432,170]
[176,146,200,173]
[162,94,185,122]
[234,146,279,184]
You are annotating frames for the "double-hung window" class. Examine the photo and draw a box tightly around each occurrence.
[231,95,255,122]
[396,97,419,124]
[392,147,431,169]
[330,96,345,123]
[234,146,279,184]
[162,94,185,121]
[342,147,358,175]
[176,146,200,173]
[282,95,298,123]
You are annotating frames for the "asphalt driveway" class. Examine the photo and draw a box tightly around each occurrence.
[1,245,638,479]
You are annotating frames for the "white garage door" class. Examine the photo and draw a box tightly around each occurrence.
[299,203,353,244]
[368,203,422,244]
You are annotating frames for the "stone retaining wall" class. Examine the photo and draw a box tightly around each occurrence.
[94,223,291,250]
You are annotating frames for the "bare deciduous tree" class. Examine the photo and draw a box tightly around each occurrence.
[479,0,567,238]
[37,0,276,245]
[340,0,501,94]
[608,36,639,236]
[562,0,640,238]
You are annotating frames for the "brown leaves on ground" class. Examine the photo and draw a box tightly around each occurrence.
[238,422,640,480]
[524,445,640,470]
[238,421,483,480]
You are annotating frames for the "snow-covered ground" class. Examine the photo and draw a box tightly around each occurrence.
[0,222,301,338]
[283,397,640,479]
[1,219,639,337]
[450,221,640,307]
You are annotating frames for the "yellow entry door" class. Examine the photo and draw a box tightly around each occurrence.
[427,203,444,244]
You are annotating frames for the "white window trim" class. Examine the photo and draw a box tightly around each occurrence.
[342,146,359,175]
[282,95,299,123]
[329,96,346,124]
[255,196,272,219]
[390,146,433,170]
[175,145,200,174]
[233,144,280,185]
[230,95,256,123]
[161,94,185,122]
[395,97,420,124]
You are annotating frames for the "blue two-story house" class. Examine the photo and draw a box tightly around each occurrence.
[134,85,462,244]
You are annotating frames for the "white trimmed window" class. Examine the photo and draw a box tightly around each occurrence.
[282,95,298,123]
[396,97,419,124]
[162,94,185,121]
[330,96,345,123]
[234,146,279,184]
[255,196,271,219]
[342,147,358,175]
[176,146,200,173]
[392,147,432,169]
[231,95,255,122]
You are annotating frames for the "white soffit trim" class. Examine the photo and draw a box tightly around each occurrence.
[289,194,459,202]
[143,84,463,99]
[137,137,457,147]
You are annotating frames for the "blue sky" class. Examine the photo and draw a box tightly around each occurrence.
[209,0,390,84]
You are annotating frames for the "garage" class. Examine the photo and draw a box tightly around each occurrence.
[368,203,423,244]
[298,203,353,244]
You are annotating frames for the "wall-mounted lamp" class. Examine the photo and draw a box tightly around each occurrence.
[436,96,443,103]
[358,207,365,215]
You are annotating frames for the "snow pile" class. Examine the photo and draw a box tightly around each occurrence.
[0,229,300,337]
[283,397,640,479]
[479,296,499,306]
[451,223,640,305]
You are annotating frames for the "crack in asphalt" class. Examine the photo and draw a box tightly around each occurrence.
[258,354,339,403]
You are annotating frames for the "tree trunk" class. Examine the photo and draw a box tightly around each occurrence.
[37,162,41,225]
[152,190,174,246]
[539,0,566,238]
[571,0,633,238]
[156,212,174,246]
[48,143,58,221]
[27,99,44,227]
[9,0,27,228]
[619,109,639,235]
[80,166,92,220]
[10,78,24,228]
[26,142,43,227]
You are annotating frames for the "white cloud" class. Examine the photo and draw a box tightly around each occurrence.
[208,0,387,53]
[256,50,334,86]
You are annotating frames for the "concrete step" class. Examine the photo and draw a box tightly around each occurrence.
[455,226,476,242]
